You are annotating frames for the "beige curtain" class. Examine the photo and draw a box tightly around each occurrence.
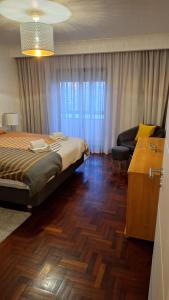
[16,50,169,151]
[17,58,49,134]
[143,50,169,125]
[111,51,144,134]
[111,50,169,133]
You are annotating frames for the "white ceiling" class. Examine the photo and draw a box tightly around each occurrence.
[0,0,169,46]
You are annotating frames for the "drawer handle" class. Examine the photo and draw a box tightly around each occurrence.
[149,168,163,178]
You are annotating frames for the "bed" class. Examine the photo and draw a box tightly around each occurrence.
[0,131,88,208]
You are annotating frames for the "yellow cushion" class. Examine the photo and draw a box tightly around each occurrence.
[135,124,156,141]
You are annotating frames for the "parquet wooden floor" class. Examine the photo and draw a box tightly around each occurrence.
[0,155,153,300]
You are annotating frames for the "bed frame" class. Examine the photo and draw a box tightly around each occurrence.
[0,155,84,209]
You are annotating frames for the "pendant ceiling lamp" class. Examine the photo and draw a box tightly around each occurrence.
[0,0,71,57]
[20,21,54,57]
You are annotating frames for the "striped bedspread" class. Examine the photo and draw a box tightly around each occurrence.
[0,132,60,150]
[0,132,62,195]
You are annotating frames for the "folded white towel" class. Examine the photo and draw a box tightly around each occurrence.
[51,132,64,138]
[49,132,67,141]
[29,145,51,153]
[29,139,51,153]
[29,147,51,153]
[30,139,46,149]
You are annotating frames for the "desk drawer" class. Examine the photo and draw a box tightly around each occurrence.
[125,173,160,241]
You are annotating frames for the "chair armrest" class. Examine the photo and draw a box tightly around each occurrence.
[153,126,166,138]
[117,126,139,145]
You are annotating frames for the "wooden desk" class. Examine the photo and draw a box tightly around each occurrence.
[125,137,164,241]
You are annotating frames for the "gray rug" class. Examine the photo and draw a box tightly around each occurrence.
[0,207,31,242]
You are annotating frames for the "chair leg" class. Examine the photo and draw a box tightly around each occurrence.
[118,160,122,174]
[112,160,120,174]
[121,160,129,175]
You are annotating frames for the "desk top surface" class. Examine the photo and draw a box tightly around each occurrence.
[128,137,165,175]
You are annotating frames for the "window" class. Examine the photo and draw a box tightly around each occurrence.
[51,80,106,152]
[60,81,105,120]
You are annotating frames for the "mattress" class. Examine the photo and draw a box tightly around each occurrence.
[0,136,86,190]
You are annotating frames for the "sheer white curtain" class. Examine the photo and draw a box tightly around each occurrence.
[45,54,114,153]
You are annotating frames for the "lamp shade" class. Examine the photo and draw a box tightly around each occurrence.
[5,113,19,126]
[20,22,54,57]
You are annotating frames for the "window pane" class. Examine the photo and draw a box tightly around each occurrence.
[51,80,106,152]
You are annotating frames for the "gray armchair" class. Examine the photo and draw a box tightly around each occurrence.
[117,125,166,153]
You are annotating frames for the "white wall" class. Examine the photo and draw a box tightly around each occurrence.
[148,103,169,300]
[0,45,20,129]
[10,33,169,57]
